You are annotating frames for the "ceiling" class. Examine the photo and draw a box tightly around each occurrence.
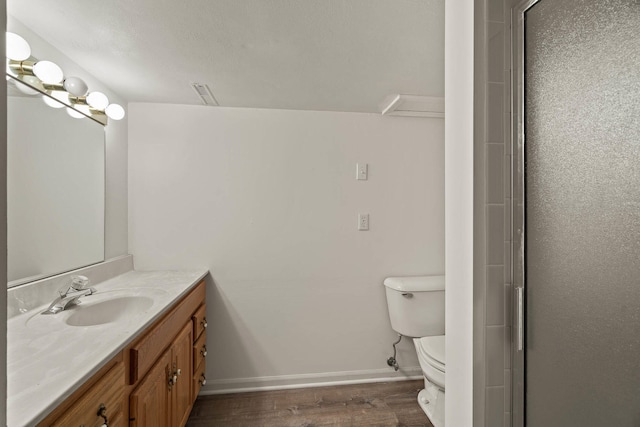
[8,0,444,113]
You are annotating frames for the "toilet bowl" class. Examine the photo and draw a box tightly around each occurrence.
[414,335,445,427]
[383,276,446,427]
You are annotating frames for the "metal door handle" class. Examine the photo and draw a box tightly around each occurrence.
[516,287,524,351]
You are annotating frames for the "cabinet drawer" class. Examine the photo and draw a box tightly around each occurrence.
[52,362,125,427]
[192,304,207,340]
[193,331,207,373]
[193,360,207,398]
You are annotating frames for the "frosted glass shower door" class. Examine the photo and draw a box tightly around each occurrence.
[516,0,640,426]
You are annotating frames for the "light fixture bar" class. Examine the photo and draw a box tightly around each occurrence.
[5,32,126,125]
[8,60,35,76]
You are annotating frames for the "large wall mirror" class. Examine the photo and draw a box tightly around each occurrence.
[7,76,105,287]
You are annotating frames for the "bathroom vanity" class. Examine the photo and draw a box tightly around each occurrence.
[7,269,208,427]
[4,30,211,427]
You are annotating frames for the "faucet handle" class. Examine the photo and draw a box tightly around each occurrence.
[58,275,91,297]
[70,275,90,290]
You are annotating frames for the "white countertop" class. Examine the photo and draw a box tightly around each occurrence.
[7,269,208,427]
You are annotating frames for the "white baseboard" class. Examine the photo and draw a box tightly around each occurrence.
[200,366,423,395]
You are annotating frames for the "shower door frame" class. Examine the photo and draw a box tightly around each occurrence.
[510,1,541,426]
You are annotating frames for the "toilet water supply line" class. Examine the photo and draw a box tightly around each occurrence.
[387,334,403,371]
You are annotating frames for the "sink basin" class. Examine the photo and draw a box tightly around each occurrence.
[23,287,168,329]
[65,295,154,326]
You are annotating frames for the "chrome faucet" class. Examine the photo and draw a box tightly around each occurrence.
[41,275,97,315]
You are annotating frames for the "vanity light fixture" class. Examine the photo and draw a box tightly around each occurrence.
[5,31,126,125]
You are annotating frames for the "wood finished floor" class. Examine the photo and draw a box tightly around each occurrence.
[186,380,434,427]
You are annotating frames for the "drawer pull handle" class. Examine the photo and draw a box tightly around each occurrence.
[168,362,180,388]
[201,318,208,329]
[97,403,108,426]
[201,345,208,357]
[199,373,207,386]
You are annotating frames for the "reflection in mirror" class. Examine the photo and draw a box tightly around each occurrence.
[7,77,105,287]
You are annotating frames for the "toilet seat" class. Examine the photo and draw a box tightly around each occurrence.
[414,335,446,390]
[417,335,445,371]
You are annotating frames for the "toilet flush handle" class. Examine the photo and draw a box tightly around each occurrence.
[402,293,413,298]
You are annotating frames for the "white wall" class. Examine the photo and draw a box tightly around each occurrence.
[129,103,444,390]
[445,0,475,426]
[8,16,129,259]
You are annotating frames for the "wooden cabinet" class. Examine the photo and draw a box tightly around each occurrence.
[38,280,206,427]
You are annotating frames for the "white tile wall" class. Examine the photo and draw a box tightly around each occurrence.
[486,205,505,265]
[481,0,514,425]
[486,386,505,427]
[486,266,505,325]
[487,144,505,204]
[486,326,505,386]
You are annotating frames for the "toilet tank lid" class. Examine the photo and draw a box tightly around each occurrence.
[383,275,445,292]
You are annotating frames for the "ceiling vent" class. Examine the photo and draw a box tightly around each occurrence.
[191,83,219,106]
[380,95,444,118]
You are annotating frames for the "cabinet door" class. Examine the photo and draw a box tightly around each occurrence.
[129,351,171,427]
[172,322,193,427]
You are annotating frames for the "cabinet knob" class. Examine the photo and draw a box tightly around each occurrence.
[177,368,182,376]
[201,318,208,329]
[199,373,207,386]
[168,374,178,387]
[201,345,208,357]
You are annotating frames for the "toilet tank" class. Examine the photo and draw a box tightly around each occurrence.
[383,275,445,338]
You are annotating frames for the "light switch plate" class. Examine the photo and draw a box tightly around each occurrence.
[356,163,368,180]
[358,213,369,231]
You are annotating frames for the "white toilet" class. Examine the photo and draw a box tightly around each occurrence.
[383,275,445,427]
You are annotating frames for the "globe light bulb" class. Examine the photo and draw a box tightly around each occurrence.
[75,104,92,116]
[6,32,31,61]
[86,91,109,110]
[42,94,65,109]
[105,103,125,120]
[14,79,39,95]
[63,76,88,97]
[51,90,70,105]
[33,60,64,84]
[66,107,85,119]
